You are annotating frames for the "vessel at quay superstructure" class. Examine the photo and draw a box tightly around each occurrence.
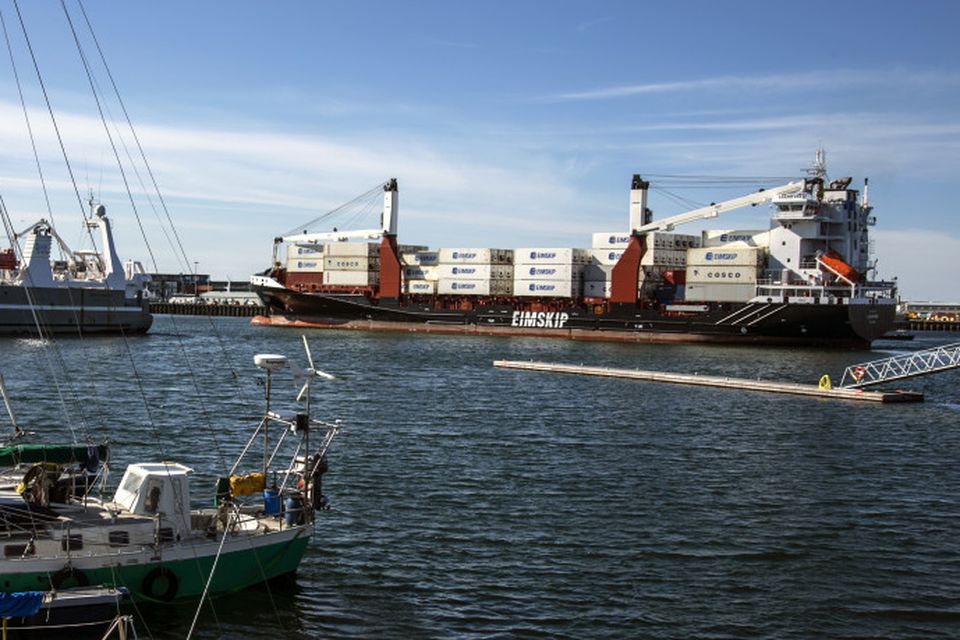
[250,154,897,348]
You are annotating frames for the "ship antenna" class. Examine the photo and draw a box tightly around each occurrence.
[806,145,827,181]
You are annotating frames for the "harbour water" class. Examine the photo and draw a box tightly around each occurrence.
[2,317,958,638]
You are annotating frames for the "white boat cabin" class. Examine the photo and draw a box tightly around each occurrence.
[113,463,193,536]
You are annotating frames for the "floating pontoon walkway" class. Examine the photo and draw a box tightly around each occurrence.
[493,360,923,403]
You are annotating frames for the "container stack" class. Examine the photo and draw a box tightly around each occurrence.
[286,243,324,273]
[400,251,440,294]
[436,248,514,296]
[323,242,380,287]
[684,247,762,302]
[583,232,701,299]
[701,230,770,249]
[585,232,628,299]
[512,248,590,298]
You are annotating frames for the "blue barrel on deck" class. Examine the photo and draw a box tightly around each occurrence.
[284,493,304,526]
[263,487,281,516]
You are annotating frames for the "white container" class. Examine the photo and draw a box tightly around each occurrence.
[583,281,612,298]
[589,248,625,266]
[686,265,759,284]
[591,232,632,249]
[288,244,324,258]
[286,259,324,273]
[438,248,513,264]
[437,279,512,296]
[397,244,429,254]
[513,264,580,280]
[324,242,379,257]
[324,256,379,271]
[686,247,763,266]
[701,229,770,248]
[513,248,590,264]
[513,279,581,298]
[323,270,379,286]
[683,282,756,302]
[402,266,438,281]
[404,279,436,294]
[647,232,700,250]
[400,251,439,266]
[436,264,514,280]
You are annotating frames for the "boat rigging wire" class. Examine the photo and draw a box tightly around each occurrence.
[281,182,385,237]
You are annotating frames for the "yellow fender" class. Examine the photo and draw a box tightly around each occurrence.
[818,374,832,391]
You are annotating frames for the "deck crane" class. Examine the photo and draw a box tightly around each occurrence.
[609,176,809,304]
[273,179,403,298]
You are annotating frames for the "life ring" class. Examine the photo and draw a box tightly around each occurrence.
[851,366,866,381]
[141,566,180,602]
[51,566,90,589]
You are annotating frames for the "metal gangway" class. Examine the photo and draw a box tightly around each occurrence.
[839,342,960,388]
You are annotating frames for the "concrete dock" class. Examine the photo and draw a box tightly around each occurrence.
[493,360,924,403]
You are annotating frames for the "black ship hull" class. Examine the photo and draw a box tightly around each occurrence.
[0,284,152,335]
[251,285,895,348]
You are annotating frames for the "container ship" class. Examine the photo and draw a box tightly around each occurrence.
[250,155,897,348]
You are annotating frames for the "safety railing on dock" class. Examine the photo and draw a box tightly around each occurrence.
[839,342,960,388]
[150,302,266,317]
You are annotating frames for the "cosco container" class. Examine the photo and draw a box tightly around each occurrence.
[403,279,436,294]
[591,232,632,249]
[399,251,439,266]
[286,259,324,273]
[701,229,769,248]
[324,242,380,257]
[437,248,513,264]
[686,265,759,284]
[402,266,438,281]
[323,256,379,271]
[512,278,581,298]
[511,263,581,280]
[437,278,512,296]
[513,248,591,264]
[322,270,380,286]
[686,247,763,266]
[436,264,514,280]
[589,248,625,266]
[683,282,756,302]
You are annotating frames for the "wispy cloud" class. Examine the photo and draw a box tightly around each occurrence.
[537,69,960,103]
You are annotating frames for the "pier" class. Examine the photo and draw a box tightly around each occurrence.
[150,302,266,317]
[493,360,924,403]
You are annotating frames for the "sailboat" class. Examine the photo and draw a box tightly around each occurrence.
[0,337,339,603]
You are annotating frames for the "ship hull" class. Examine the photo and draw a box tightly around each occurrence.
[251,286,895,348]
[0,284,152,335]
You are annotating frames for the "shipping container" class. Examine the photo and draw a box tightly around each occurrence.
[437,248,513,264]
[647,232,701,250]
[323,256,379,271]
[683,282,756,302]
[583,264,614,281]
[640,248,687,267]
[512,279,581,298]
[686,265,759,284]
[324,242,380,257]
[591,232,632,249]
[286,259,324,273]
[436,264,514,280]
[437,278,512,296]
[513,248,591,264]
[512,263,582,280]
[323,270,380,286]
[701,229,769,248]
[403,279,436,294]
[288,244,324,258]
[589,248,625,266]
[583,281,612,298]
[397,244,429,254]
[402,266,438,281]
[686,247,763,266]
[399,251,439,266]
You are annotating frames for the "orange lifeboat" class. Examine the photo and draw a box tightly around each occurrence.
[819,250,860,283]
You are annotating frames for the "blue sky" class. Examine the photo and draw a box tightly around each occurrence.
[0,1,957,299]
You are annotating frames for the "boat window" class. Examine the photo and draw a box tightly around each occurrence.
[61,534,83,551]
[159,527,175,543]
[121,472,142,494]
[144,480,163,514]
[109,530,130,547]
